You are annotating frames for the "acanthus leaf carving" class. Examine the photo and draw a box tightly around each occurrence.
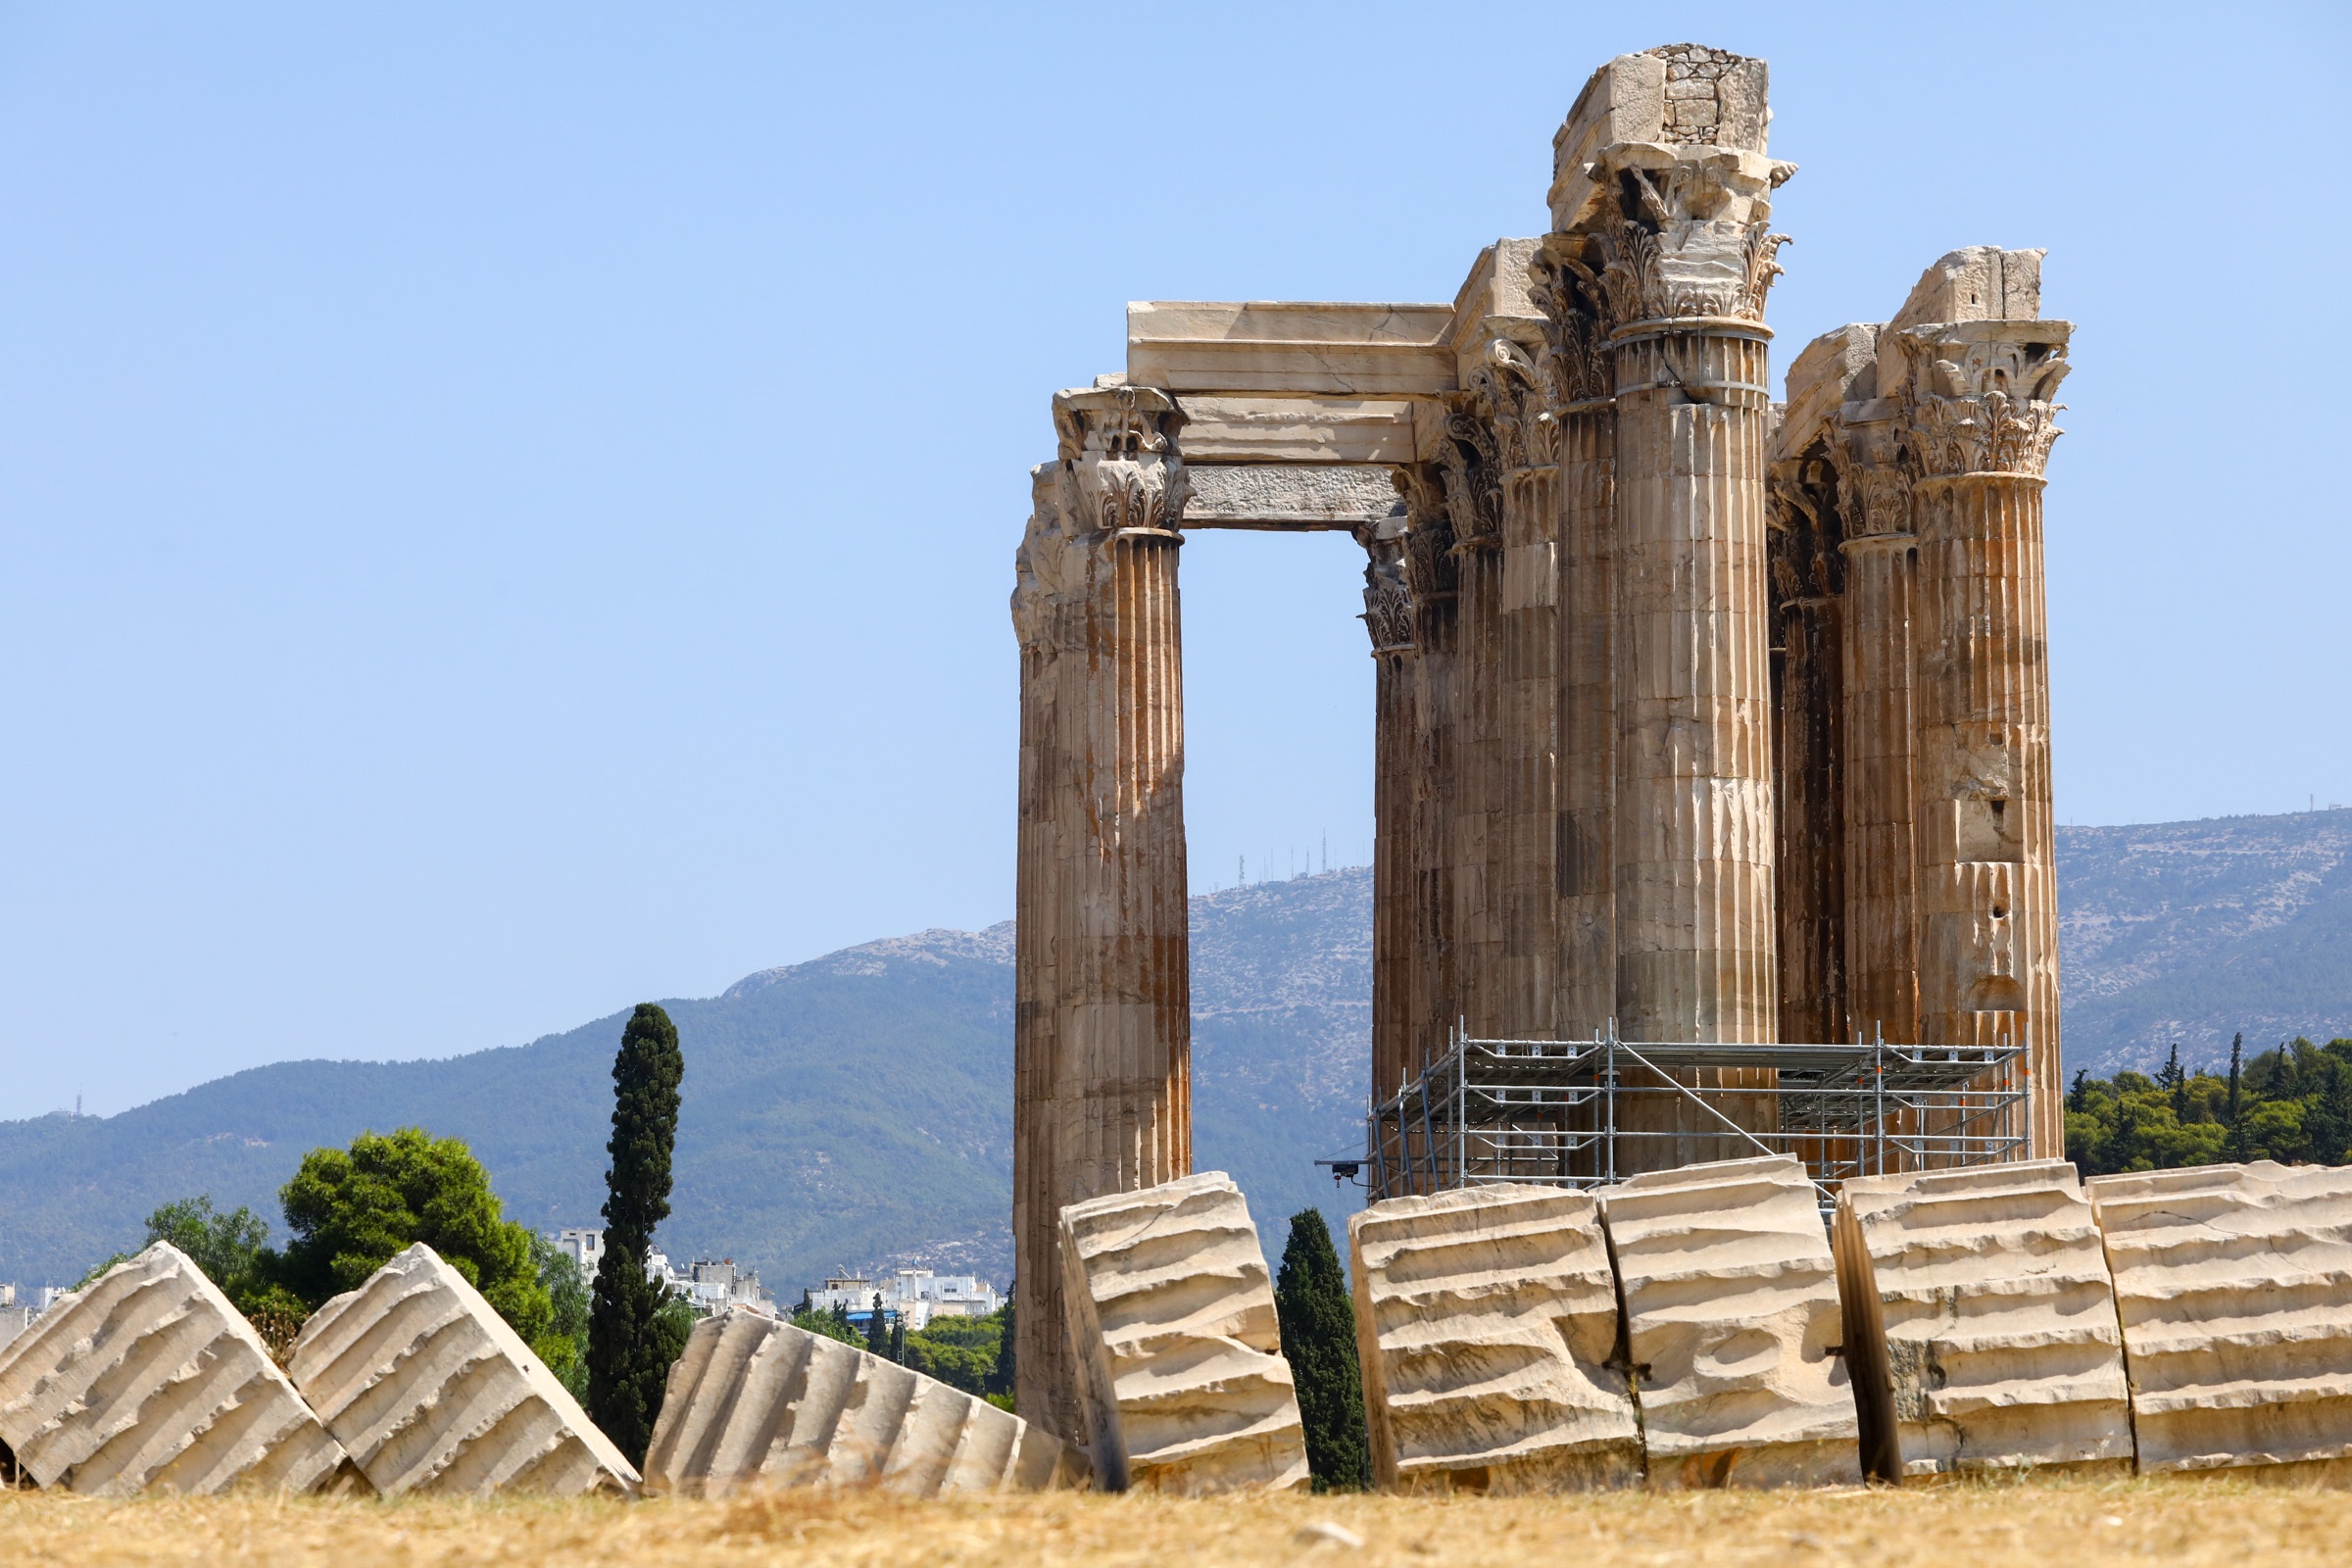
[1053,384,1192,535]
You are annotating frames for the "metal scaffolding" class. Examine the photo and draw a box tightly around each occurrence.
[1361,1022,2030,1203]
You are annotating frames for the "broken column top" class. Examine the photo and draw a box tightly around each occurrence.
[1886,246,2046,330]
[1549,45,1782,231]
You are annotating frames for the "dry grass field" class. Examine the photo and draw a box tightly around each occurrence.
[2,1476,2348,1568]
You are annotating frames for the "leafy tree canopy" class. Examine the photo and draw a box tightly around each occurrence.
[2068,1037,2352,1176]
[274,1126,552,1347]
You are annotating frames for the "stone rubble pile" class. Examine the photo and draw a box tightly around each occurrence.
[1049,1157,2352,1492]
[13,1151,2352,1499]
[0,1243,352,1495]
[642,1309,1088,1497]
[287,1243,639,1496]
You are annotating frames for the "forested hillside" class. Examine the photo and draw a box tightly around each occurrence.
[6,807,2347,1294]
[0,872,1368,1294]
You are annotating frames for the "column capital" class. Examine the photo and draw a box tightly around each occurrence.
[1826,413,1914,538]
[1887,321,2071,480]
[1546,147,1791,341]
[1359,523,1415,655]
[1052,383,1192,535]
[1392,466,1459,608]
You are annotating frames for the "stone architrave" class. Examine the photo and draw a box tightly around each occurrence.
[0,1243,351,1496]
[1598,1154,1860,1488]
[1011,384,1194,1438]
[1548,45,1795,1164]
[2088,1161,2352,1476]
[1835,1160,2132,1479]
[1056,1171,1308,1494]
[642,1309,1089,1497]
[1888,251,2068,1153]
[287,1243,638,1496]
[1349,1184,1641,1492]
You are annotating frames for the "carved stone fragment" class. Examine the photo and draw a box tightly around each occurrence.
[1599,1154,1861,1488]
[1057,1171,1308,1494]
[642,1309,1088,1497]
[287,1243,638,1496]
[0,1243,352,1495]
[1836,1160,2132,1479]
[2088,1161,2352,1475]
[1350,1184,1641,1491]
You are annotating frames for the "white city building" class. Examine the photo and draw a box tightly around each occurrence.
[802,1268,1003,1331]
[552,1229,777,1318]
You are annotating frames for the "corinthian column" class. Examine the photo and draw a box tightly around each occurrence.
[1398,468,1460,1087]
[1829,409,1920,1051]
[1549,108,1791,1164]
[1009,385,1193,1439]
[1893,321,2069,1156]
[1361,518,1417,1103]
[1533,250,1619,1038]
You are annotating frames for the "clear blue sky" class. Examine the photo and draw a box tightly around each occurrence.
[3,2,2343,1119]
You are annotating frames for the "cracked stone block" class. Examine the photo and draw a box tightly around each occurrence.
[1350,1184,1641,1492]
[287,1243,638,1495]
[0,1242,352,1495]
[2088,1160,2352,1476]
[1836,1159,2132,1479]
[642,1308,1089,1496]
[1058,1171,1309,1494]
[1600,1154,1861,1489]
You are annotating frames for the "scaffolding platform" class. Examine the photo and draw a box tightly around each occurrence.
[1361,1023,2030,1203]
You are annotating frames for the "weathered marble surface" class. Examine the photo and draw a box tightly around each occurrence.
[288,1243,637,1496]
[1058,1171,1308,1494]
[0,1243,350,1495]
[2088,1160,2352,1475]
[1600,1155,1860,1488]
[1836,1159,2132,1478]
[642,1309,1087,1497]
[1350,1184,1641,1491]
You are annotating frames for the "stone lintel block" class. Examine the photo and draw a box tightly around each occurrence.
[2088,1161,2352,1475]
[643,1309,1088,1497]
[1350,1184,1641,1492]
[1835,1160,2132,1480]
[1774,323,1884,464]
[1126,302,1453,400]
[0,1243,352,1495]
[1058,1171,1309,1494]
[288,1243,639,1496]
[1599,1154,1862,1489]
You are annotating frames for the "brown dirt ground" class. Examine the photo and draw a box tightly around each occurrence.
[2,1476,2347,1568]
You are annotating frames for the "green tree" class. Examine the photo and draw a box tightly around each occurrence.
[531,1233,592,1402]
[274,1127,552,1346]
[144,1196,270,1297]
[865,1293,891,1359]
[586,1003,686,1465]
[1273,1209,1368,1492]
[791,1300,865,1347]
[986,1297,1015,1407]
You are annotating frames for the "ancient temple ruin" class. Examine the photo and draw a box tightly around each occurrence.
[1009,44,2069,1432]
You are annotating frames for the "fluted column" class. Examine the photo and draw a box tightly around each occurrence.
[1893,321,2069,1156]
[1556,148,1789,1167]
[1009,385,1193,1438]
[1767,465,1845,1048]
[1440,406,1506,1038]
[1362,522,1417,1103]
[1830,416,1920,1051]
[1399,469,1459,1089]
[1533,252,1618,1040]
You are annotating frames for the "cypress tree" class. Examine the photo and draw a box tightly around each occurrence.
[865,1293,890,1359]
[2229,1033,2246,1157]
[585,1003,685,1466]
[890,1316,906,1364]
[1273,1208,1368,1492]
